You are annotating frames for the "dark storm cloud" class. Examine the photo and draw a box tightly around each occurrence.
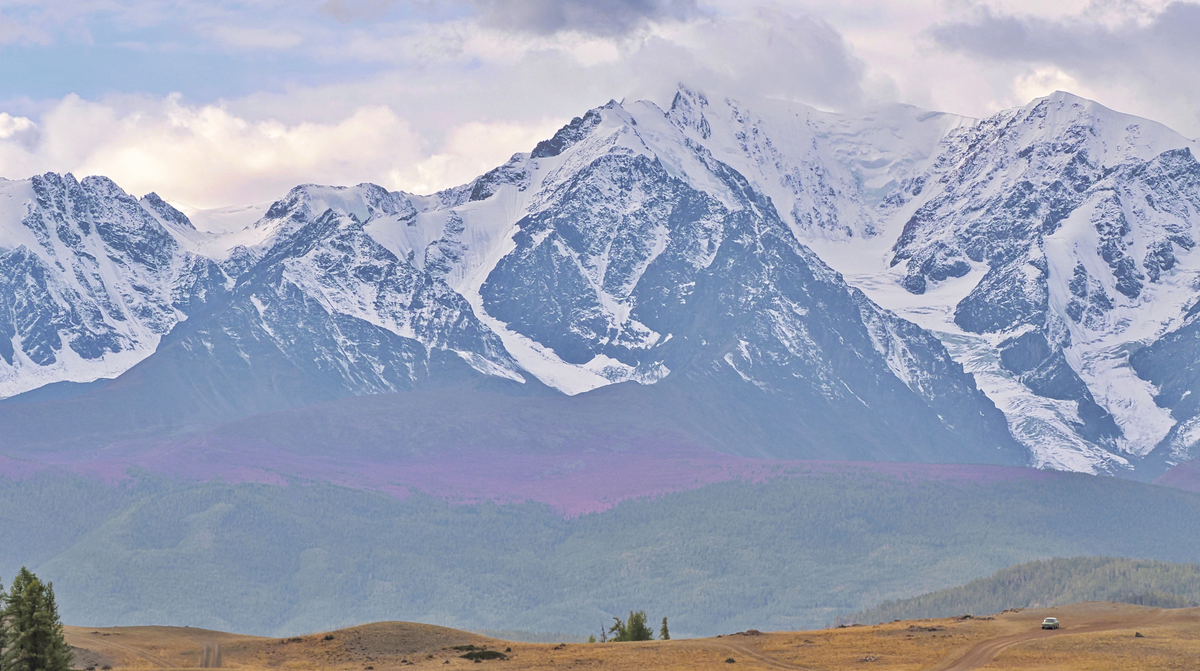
[931,2,1200,88]
[632,8,868,110]
[929,1,1200,133]
[320,0,401,22]
[472,0,700,36]
[319,0,699,35]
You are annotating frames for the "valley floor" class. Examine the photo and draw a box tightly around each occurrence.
[65,602,1200,671]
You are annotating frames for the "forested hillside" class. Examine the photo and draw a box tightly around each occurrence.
[4,469,1200,637]
[849,557,1200,624]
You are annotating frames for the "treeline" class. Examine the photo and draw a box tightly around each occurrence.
[849,557,1200,624]
[1,568,73,671]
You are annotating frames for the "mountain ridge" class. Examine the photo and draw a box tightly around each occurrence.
[2,88,1199,477]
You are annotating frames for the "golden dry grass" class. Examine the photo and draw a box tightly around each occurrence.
[64,602,1200,671]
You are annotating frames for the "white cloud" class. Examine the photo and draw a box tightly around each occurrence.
[235,6,871,131]
[0,94,427,208]
[1010,67,1094,104]
[391,118,564,195]
[0,93,572,208]
[2,0,1196,211]
[927,1,1200,136]
[0,113,35,139]
[640,7,866,107]
[0,5,880,208]
[205,25,305,51]
[0,9,49,45]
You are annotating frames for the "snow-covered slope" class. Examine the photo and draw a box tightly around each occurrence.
[5,89,1200,475]
[663,88,970,240]
[813,92,1200,473]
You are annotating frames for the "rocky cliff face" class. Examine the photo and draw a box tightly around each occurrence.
[0,173,229,398]
[5,89,1200,475]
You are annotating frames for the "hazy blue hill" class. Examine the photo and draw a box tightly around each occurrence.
[3,469,1200,638]
[849,557,1200,624]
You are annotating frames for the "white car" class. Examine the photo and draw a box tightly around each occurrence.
[1041,617,1060,630]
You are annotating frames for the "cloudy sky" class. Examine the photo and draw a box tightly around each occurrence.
[0,0,1196,209]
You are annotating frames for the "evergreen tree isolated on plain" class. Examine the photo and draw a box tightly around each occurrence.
[660,616,670,641]
[608,610,655,642]
[0,576,7,666]
[2,568,73,671]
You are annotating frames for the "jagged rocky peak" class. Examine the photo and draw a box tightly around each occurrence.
[429,104,636,211]
[667,85,712,139]
[140,192,195,231]
[660,84,891,240]
[0,171,231,398]
[25,171,182,271]
[531,108,605,159]
[258,182,418,236]
[460,154,533,206]
[223,202,522,392]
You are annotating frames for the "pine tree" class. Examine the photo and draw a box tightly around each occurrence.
[660,616,670,641]
[42,584,71,671]
[607,615,628,642]
[609,611,654,642]
[2,568,73,671]
[626,610,653,641]
[0,576,7,668]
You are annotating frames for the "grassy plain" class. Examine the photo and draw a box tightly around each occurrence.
[65,602,1200,671]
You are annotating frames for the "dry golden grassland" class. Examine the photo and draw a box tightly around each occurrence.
[65,602,1200,671]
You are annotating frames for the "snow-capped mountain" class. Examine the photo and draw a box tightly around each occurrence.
[818,91,1200,474]
[3,88,1199,476]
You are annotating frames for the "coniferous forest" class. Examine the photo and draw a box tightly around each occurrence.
[848,557,1200,624]
[3,470,1200,638]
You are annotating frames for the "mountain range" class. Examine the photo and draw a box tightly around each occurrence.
[2,88,1200,489]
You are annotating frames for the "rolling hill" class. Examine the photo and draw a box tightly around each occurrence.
[849,557,1200,624]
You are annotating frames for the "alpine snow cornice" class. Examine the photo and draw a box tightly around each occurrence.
[2,88,1199,477]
